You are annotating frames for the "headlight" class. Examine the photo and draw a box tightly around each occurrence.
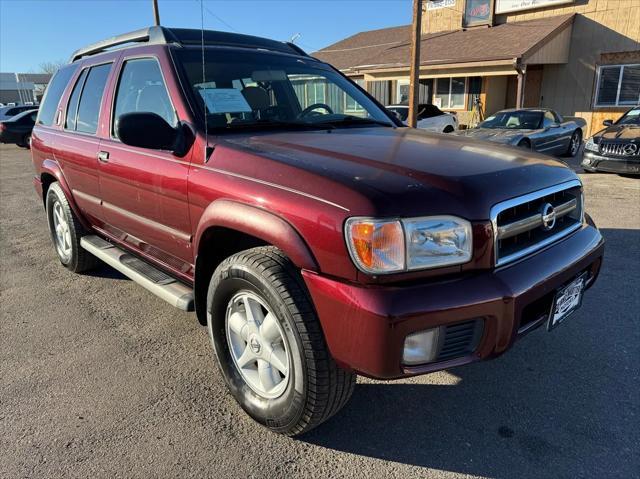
[584,137,599,152]
[345,216,473,274]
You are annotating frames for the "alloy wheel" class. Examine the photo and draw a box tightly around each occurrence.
[52,200,72,258]
[225,291,290,399]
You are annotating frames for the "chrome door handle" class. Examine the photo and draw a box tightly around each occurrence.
[97,151,110,163]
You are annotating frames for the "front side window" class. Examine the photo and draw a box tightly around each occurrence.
[596,64,640,107]
[37,64,77,126]
[112,58,177,137]
[173,48,393,131]
[543,111,556,128]
[74,63,111,134]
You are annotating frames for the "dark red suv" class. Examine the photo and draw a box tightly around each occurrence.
[32,27,604,435]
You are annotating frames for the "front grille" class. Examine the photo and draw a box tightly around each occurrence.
[492,181,583,267]
[436,319,484,361]
[600,141,639,157]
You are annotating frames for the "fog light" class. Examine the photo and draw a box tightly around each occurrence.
[403,327,440,365]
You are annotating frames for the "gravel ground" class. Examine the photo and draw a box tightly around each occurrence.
[1,143,638,478]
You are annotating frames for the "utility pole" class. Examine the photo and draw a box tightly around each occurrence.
[408,0,423,128]
[152,0,161,26]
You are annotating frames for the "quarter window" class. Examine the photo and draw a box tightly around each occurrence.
[37,64,77,126]
[595,64,640,107]
[112,58,176,137]
[74,63,111,134]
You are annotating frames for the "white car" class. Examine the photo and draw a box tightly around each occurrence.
[387,104,458,133]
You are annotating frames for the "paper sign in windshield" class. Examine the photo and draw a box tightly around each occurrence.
[199,88,252,114]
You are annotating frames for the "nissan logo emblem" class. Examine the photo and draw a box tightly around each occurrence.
[249,336,261,355]
[541,203,556,231]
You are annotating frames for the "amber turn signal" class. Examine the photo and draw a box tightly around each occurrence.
[345,219,405,274]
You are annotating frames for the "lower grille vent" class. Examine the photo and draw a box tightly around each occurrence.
[436,319,484,361]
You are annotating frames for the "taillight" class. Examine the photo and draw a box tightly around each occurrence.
[0,123,5,132]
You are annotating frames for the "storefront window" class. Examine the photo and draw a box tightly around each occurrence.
[434,77,467,109]
[595,64,640,107]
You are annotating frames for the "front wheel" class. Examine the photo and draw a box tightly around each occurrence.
[565,130,582,157]
[207,246,356,436]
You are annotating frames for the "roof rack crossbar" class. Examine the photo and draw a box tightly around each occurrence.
[69,26,176,63]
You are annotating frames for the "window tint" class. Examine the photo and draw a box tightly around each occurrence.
[65,69,88,130]
[113,58,176,137]
[6,108,18,116]
[37,65,77,126]
[76,63,111,134]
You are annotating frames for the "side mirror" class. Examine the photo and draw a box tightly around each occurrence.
[603,119,613,127]
[117,112,181,152]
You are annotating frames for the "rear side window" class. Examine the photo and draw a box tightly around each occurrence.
[112,58,176,137]
[75,63,111,134]
[65,69,89,130]
[37,65,77,126]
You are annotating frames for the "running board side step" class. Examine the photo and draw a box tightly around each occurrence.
[80,235,194,311]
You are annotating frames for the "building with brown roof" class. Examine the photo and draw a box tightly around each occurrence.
[314,0,639,136]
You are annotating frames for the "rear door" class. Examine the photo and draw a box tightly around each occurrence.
[52,61,114,224]
[97,53,193,273]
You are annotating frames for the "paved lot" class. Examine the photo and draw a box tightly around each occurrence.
[1,143,638,478]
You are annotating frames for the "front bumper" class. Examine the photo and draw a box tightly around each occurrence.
[303,222,604,379]
[583,151,640,174]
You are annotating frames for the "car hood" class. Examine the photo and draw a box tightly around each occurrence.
[454,128,534,144]
[214,127,577,220]
[593,124,640,141]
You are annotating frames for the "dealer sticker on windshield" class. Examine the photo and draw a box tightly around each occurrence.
[548,274,587,331]
[198,88,252,114]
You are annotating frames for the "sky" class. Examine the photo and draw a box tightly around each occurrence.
[0,0,413,73]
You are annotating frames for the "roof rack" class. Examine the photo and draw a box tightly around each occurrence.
[69,26,309,63]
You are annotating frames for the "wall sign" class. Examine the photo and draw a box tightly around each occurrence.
[496,0,574,14]
[463,0,494,27]
[427,0,456,10]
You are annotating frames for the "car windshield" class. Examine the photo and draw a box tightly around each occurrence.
[479,111,543,130]
[616,108,640,125]
[173,48,394,131]
[387,107,408,122]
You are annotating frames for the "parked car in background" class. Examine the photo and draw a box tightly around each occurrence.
[583,106,640,175]
[32,26,604,436]
[0,108,37,148]
[455,108,585,157]
[387,103,458,133]
[0,105,38,121]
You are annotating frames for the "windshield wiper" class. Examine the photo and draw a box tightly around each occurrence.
[314,116,394,128]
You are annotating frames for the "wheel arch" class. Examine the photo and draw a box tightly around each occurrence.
[193,200,319,325]
[40,159,91,229]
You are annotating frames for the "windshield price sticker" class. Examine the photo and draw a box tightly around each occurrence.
[199,88,252,114]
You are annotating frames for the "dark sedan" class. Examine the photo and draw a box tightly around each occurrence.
[455,108,586,157]
[0,108,38,148]
[582,107,640,175]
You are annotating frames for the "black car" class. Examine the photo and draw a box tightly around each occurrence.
[583,107,640,175]
[0,108,38,148]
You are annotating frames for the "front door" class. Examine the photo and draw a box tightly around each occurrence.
[98,56,193,272]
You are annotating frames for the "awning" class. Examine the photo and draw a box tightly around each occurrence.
[314,14,575,77]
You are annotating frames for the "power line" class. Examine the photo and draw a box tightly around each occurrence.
[197,1,239,32]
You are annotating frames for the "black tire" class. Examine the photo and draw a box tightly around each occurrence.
[21,133,31,149]
[517,139,532,150]
[46,182,99,273]
[207,246,356,436]
[443,125,455,133]
[564,130,582,157]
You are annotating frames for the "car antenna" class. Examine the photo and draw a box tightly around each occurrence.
[200,0,212,162]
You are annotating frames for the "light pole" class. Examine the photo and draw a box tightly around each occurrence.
[152,0,161,26]
[408,0,423,128]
